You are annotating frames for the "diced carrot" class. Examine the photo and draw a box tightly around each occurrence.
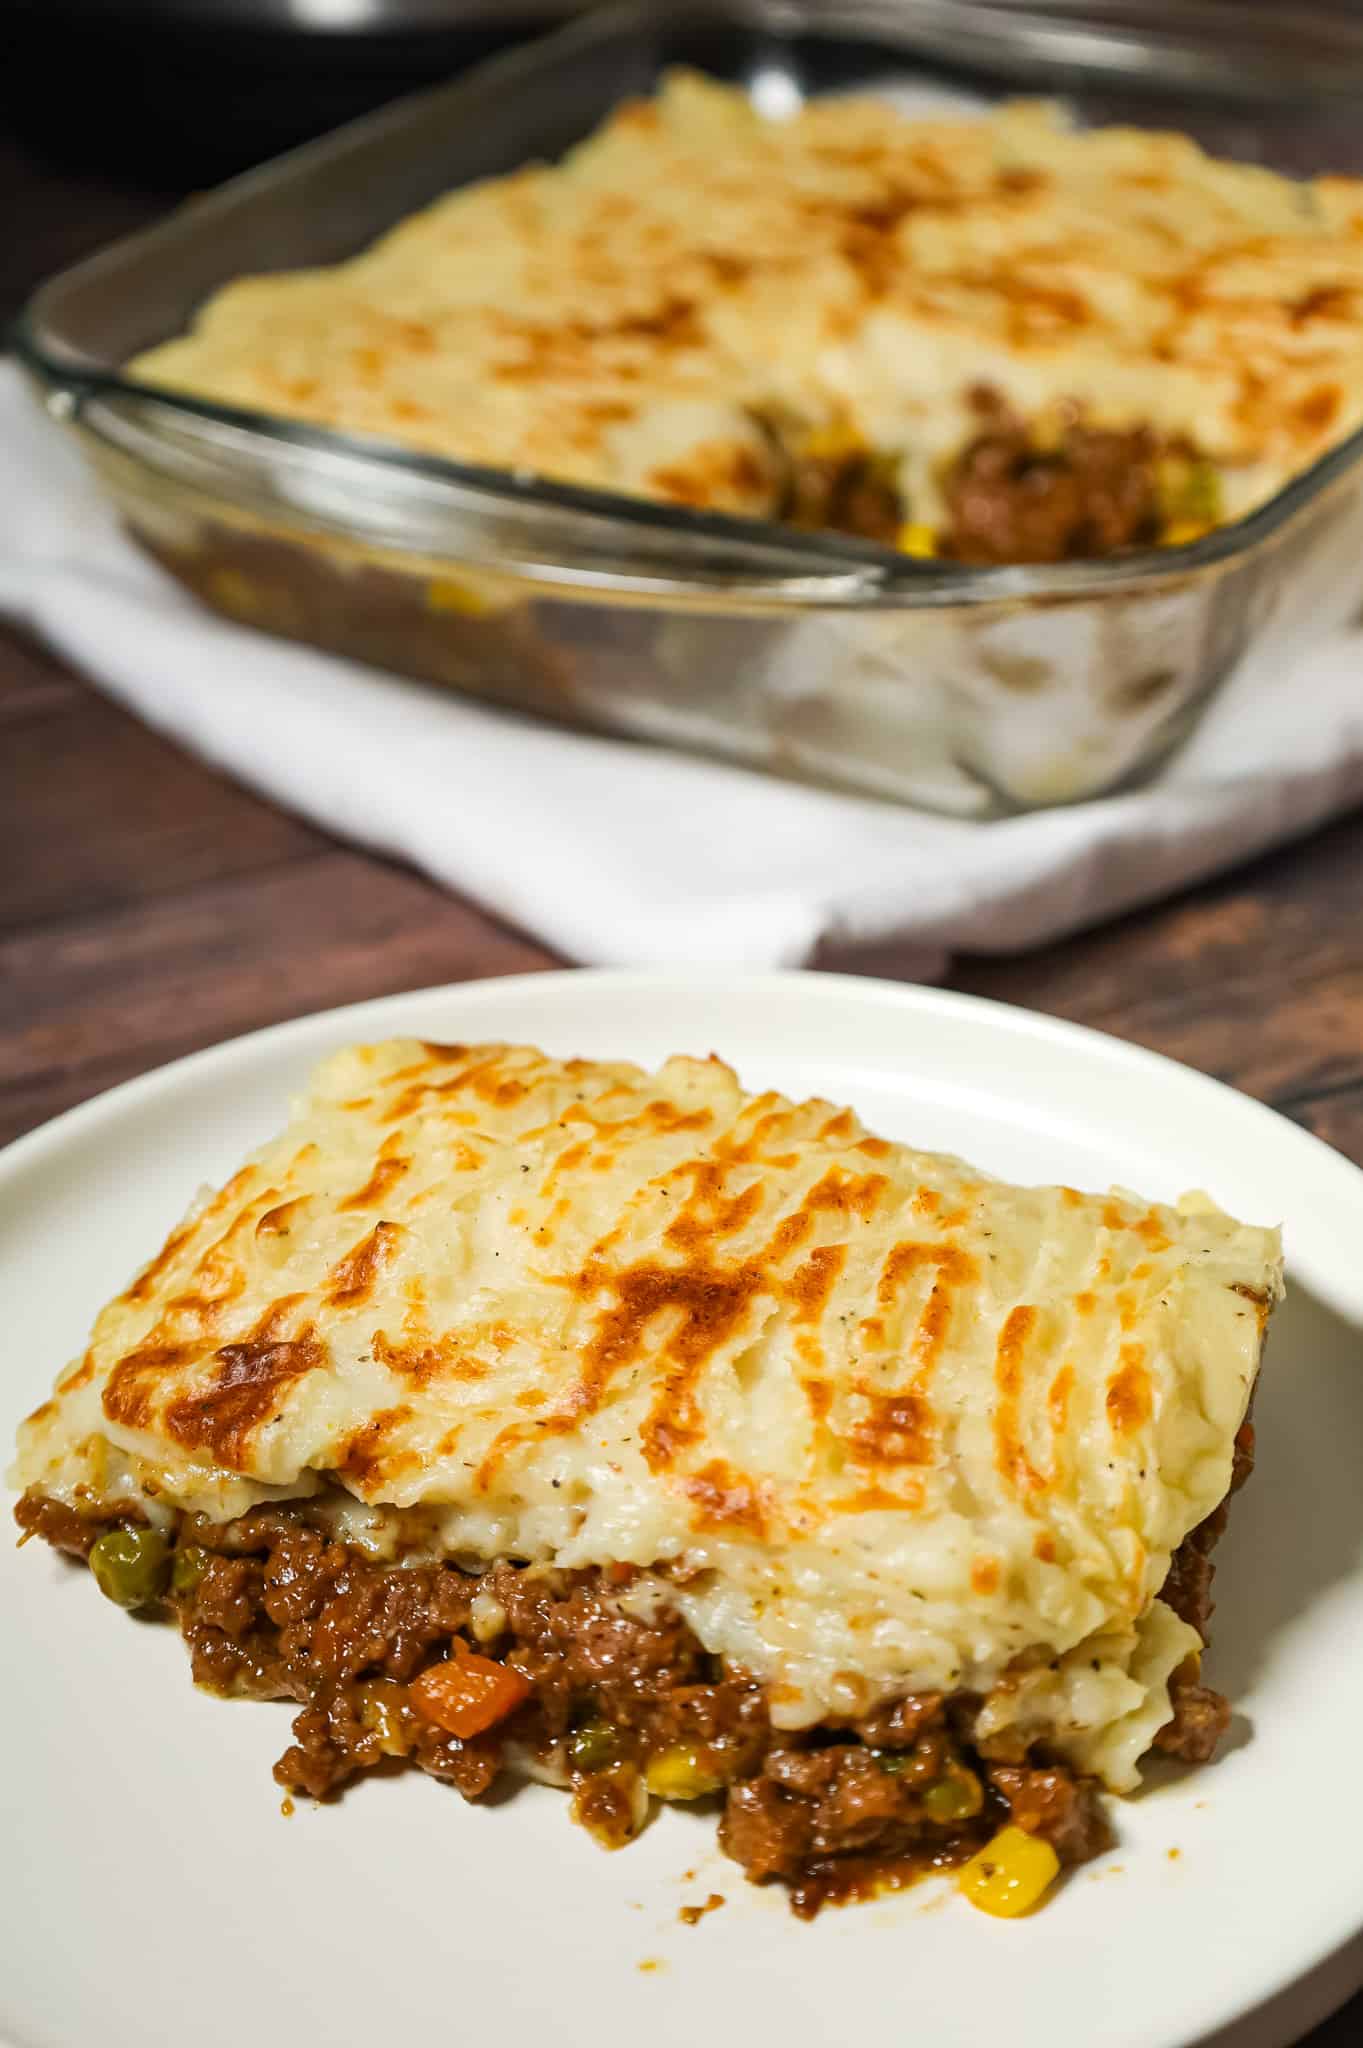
[410,1650,531,1738]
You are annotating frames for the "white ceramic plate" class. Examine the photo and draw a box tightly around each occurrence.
[3,971,1362,2048]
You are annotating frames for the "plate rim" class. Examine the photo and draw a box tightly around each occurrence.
[4,964,1362,2048]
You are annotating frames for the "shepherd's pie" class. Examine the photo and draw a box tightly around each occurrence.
[11,1041,1280,1914]
[127,71,1363,562]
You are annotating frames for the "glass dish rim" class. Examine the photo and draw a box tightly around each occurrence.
[14,0,1363,612]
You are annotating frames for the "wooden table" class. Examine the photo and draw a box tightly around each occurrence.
[4,134,1362,2048]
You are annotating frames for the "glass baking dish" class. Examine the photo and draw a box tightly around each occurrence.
[15,0,1363,815]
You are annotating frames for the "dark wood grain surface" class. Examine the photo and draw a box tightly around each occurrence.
[3,128,1362,2048]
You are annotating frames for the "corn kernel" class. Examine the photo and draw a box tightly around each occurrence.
[426,575,499,619]
[801,423,863,460]
[644,1746,724,1801]
[1161,520,1211,548]
[896,521,937,558]
[958,1825,1061,1918]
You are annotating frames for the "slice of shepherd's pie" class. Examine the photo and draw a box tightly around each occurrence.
[11,1041,1281,1916]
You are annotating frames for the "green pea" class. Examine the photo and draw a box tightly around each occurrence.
[873,1749,912,1777]
[89,1527,172,1610]
[1156,454,1222,533]
[171,1544,209,1597]
[923,1772,984,1822]
[567,1720,619,1774]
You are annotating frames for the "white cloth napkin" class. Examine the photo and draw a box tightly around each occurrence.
[5,361,1363,970]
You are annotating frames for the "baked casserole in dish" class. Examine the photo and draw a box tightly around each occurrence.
[131,72,1363,564]
[12,1039,1281,1916]
[17,0,1363,810]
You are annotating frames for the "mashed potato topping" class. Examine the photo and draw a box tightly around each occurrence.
[13,1039,1281,1789]
[130,74,1363,548]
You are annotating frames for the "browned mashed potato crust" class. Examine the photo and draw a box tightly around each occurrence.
[128,74,1363,560]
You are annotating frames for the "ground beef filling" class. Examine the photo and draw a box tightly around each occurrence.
[16,1472,1242,1909]
[942,422,1163,564]
[783,445,903,546]
[770,403,1175,561]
